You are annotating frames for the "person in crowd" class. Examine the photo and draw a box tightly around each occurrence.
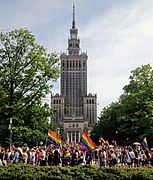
[145,149,151,167]
[150,148,153,166]
[139,149,147,167]
[0,147,3,165]
[12,148,20,164]
[40,148,46,166]
[47,149,54,166]
[71,148,78,166]
[99,148,106,167]
[94,147,99,164]
[86,151,92,165]
[35,148,41,166]
[29,148,36,165]
[133,147,139,167]
[53,148,61,166]
[110,149,117,166]
[115,146,122,164]
[1,143,153,168]
[121,147,127,166]
[126,147,135,167]
[1,148,7,166]
[22,148,28,164]
[78,149,86,165]
[62,148,70,166]
[106,150,112,167]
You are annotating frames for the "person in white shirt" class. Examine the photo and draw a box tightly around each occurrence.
[99,148,106,167]
[40,148,46,166]
[29,149,36,164]
[126,147,135,167]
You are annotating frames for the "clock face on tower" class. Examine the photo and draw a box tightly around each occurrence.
[72,34,76,38]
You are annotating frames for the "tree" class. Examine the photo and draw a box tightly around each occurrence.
[118,64,153,145]
[92,102,121,145]
[94,64,153,146]
[0,29,60,146]
[11,102,58,147]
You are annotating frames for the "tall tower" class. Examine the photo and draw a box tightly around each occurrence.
[61,3,87,117]
[51,4,97,143]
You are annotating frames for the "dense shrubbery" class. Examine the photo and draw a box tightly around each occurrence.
[0,165,153,180]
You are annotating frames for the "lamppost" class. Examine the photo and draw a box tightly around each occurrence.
[8,118,12,150]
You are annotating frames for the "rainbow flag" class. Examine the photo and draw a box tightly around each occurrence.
[100,136,106,144]
[80,131,96,153]
[105,140,110,148]
[64,152,70,161]
[48,130,62,147]
[141,137,148,149]
[65,137,69,145]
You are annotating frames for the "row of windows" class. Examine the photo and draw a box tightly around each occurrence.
[63,81,86,85]
[86,99,95,104]
[53,99,61,104]
[62,86,86,92]
[69,43,79,47]
[62,72,86,74]
[61,76,86,81]
[62,68,86,71]
[68,124,79,128]
[52,99,95,106]
[87,107,95,111]
[64,108,83,115]
[62,61,86,68]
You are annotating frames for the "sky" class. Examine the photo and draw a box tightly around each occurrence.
[0,0,153,116]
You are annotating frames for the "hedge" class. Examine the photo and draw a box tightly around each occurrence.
[0,165,153,180]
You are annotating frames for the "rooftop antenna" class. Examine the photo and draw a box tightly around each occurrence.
[72,3,76,28]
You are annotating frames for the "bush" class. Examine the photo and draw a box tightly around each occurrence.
[0,165,153,180]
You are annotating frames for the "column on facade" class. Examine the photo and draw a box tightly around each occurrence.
[74,131,76,144]
[71,131,72,144]
[67,132,69,143]
[78,131,80,142]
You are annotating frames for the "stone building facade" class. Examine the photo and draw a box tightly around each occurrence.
[51,4,97,143]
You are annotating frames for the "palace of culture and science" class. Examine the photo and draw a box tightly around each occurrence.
[51,4,97,143]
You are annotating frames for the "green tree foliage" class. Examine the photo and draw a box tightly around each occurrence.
[11,102,58,147]
[92,102,122,145]
[118,64,153,145]
[94,64,153,146]
[0,29,60,146]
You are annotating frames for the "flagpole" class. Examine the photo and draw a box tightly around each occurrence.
[8,118,12,150]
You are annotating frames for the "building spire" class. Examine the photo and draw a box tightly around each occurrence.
[72,3,76,29]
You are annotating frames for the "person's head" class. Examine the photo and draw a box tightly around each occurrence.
[110,150,114,153]
[101,148,105,152]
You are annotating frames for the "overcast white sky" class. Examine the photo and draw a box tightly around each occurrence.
[1,0,153,116]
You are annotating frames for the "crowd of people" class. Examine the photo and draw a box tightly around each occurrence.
[0,144,153,168]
